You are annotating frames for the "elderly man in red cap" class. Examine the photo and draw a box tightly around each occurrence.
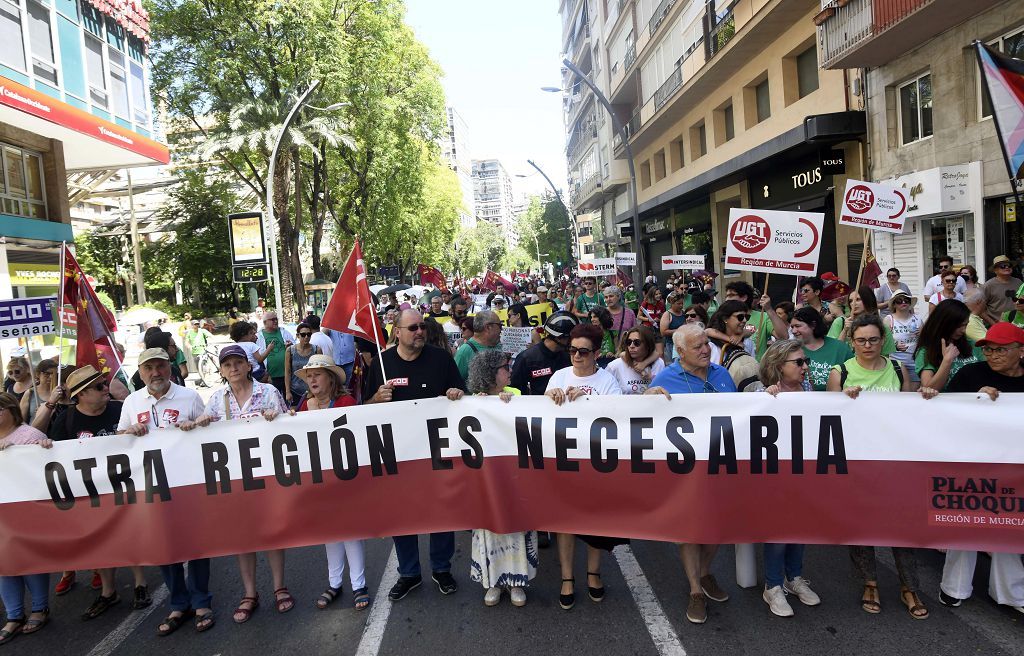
[940,322,1024,615]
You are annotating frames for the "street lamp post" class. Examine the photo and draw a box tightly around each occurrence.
[522,160,579,267]
[544,57,645,278]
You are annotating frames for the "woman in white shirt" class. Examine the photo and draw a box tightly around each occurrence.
[605,326,665,394]
[544,323,623,611]
[928,273,964,313]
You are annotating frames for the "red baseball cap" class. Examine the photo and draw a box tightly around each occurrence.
[975,322,1024,347]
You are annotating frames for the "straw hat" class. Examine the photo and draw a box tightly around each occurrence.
[295,354,347,385]
[65,365,106,399]
[889,289,917,308]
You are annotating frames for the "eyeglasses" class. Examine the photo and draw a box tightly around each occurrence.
[625,338,644,347]
[800,288,813,294]
[785,358,810,367]
[298,332,312,337]
[852,336,882,346]
[1015,298,1024,304]
[568,346,595,356]
[684,313,699,319]
[938,263,951,269]
[400,323,428,332]
[981,345,1020,356]
[732,314,750,322]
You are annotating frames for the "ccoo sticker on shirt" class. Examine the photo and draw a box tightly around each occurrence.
[161,408,180,425]
[388,378,410,387]
[530,367,552,378]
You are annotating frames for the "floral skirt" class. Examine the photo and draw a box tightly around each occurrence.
[470,530,538,589]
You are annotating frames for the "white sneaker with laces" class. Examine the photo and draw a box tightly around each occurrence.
[763,585,794,617]
[484,587,502,606]
[509,587,527,607]
[784,577,821,606]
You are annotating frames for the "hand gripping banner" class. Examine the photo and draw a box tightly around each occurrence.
[1,394,1021,576]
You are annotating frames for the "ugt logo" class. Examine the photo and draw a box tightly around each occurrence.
[729,215,770,254]
[845,185,875,213]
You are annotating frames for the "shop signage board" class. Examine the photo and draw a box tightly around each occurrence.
[838,179,908,233]
[0,296,56,339]
[577,258,616,277]
[660,255,705,271]
[725,208,825,275]
[614,252,637,266]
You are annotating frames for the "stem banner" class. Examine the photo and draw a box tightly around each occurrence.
[1,394,1021,576]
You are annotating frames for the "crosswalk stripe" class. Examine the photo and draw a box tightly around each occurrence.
[614,546,688,656]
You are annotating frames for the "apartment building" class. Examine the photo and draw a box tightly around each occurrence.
[560,0,870,299]
[472,158,518,244]
[440,106,476,229]
[817,0,1022,301]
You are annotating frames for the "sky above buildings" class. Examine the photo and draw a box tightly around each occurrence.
[404,0,569,200]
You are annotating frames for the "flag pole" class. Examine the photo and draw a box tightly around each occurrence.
[56,242,66,388]
[20,337,40,409]
[105,335,132,392]
[855,229,870,289]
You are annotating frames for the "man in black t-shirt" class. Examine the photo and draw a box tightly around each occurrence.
[365,310,466,602]
[510,312,576,395]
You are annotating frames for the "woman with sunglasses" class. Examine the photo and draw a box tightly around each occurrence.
[758,340,820,616]
[826,314,934,620]
[660,292,688,363]
[707,302,761,392]
[3,357,32,401]
[875,268,911,318]
[0,391,53,645]
[883,290,922,390]
[1001,282,1024,329]
[463,350,537,607]
[606,327,665,394]
[284,322,322,407]
[914,299,984,391]
[545,323,624,609]
[927,272,964,313]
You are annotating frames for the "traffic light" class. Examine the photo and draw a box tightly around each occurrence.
[557,261,562,267]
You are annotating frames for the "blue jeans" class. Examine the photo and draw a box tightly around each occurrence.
[764,543,805,589]
[160,559,212,612]
[393,532,455,578]
[0,574,50,619]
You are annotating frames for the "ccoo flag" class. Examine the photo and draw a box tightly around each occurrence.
[322,240,385,347]
[61,244,121,379]
[416,264,447,290]
[975,42,1024,182]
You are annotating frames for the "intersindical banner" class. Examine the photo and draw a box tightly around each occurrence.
[1,394,1020,576]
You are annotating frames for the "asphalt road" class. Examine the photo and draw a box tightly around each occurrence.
[1,535,1021,656]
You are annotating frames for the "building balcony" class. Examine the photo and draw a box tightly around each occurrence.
[566,122,598,165]
[569,173,604,212]
[816,0,1003,69]
[648,0,677,37]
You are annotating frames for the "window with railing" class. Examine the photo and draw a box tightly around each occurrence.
[898,72,932,145]
[0,142,47,219]
[707,7,735,58]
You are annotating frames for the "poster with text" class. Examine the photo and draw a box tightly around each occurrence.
[725,208,824,275]
[578,258,616,277]
[661,255,705,271]
[838,179,908,233]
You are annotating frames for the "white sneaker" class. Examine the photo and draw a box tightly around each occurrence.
[763,585,794,617]
[484,587,502,606]
[1008,604,1024,615]
[510,587,527,607]
[784,577,821,606]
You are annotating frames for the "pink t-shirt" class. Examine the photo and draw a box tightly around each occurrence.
[0,423,47,447]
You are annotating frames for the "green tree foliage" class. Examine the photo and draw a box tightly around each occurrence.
[449,222,507,278]
[74,231,129,299]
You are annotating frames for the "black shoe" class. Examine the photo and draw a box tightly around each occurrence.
[431,571,457,595]
[559,578,575,610]
[587,571,605,602]
[939,590,964,607]
[132,585,152,610]
[82,592,120,620]
[388,576,422,601]
[538,532,551,549]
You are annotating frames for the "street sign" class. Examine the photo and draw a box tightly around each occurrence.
[838,179,908,233]
[615,252,637,266]
[232,263,270,284]
[725,208,825,275]
[0,296,56,339]
[378,265,400,279]
[619,225,635,237]
[661,255,705,271]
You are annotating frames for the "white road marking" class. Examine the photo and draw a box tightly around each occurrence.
[614,545,688,656]
[85,583,169,656]
[355,547,400,656]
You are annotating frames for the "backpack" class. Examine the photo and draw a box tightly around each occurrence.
[838,359,904,389]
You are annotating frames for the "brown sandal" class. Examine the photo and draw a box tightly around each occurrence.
[860,583,881,614]
[20,609,49,635]
[232,595,259,624]
[274,587,295,613]
[900,587,929,620]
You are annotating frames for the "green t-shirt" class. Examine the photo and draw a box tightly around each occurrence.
[624,290,639,311]
[262,329,287,378]
[804,337,854,391]
[914,342,985,390]
[748,310,774,359]
[575,292,605,314]
[1001,309,1024,329]
[454,337,501,380]
[832,357,902,392]
[827,315,896,356]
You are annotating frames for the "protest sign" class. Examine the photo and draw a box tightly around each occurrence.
[838,179,909,233]
[578,258,616,277]
[500,326,534,356]
[725,208,825,275]
[615,252,637,266]
[661,255,705,271]
[0,296,56,339]
[0,393,1020,576]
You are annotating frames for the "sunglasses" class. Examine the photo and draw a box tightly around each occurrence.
[785,357,810,367]
[939,263,951,269]
[685,313,699,319]
[90,381,109,392]
[568,346,595,356]
[400,323,428,332]
[1015,297,1024,304]
[298,332,312,337]
[625,338,644,347]
[943,279,957,284]
[732,314,750,322]
[894,298,910,304]
[996,263,1012,269]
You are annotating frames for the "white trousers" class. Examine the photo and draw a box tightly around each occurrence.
[325,540,366,591]
[941,550,1024,606]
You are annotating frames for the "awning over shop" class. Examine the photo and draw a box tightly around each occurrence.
[0,76,169,169]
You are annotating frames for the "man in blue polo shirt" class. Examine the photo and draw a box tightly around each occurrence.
[647,323,735,625]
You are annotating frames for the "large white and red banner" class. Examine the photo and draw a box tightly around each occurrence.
[725,208,825,275]
[1,394,1020,576]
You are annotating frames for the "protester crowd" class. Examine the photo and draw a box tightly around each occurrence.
[1,255,1022,644]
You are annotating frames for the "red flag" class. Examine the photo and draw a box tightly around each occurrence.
[482,270,516,293]
[61,245,121,379]
[322,240,386,346]
[819,272,852,302]
[615,266,633,287]
[416,264,447,290]
[862,250,883,289]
